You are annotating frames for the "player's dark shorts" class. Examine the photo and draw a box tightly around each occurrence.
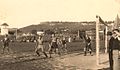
[62,40,66,45]
[3,43,9,47]
[84,43,92,51]
[51,42,58,48]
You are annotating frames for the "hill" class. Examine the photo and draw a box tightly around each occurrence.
[19,21,114,33]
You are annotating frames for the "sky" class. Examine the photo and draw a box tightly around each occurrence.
[0,0,120,28]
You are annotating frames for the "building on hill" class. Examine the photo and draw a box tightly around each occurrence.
[37,30,44,35]
[0,23,9,35]
[0,23,19,36]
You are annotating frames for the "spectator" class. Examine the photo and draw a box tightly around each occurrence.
[108,31,115,70]
[108,29,120,70]
[112,29,120,59]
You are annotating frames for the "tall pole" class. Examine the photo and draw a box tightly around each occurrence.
[96,16,100,65]
[78,30,80,38]
[16,29,17,40]
[105,26,108,53]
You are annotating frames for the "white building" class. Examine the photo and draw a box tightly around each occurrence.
[37,31,44,35]
[0,23,9,35]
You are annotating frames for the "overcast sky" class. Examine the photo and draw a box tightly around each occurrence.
[0,0,120,28]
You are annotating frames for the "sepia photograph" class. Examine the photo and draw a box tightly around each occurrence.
[0,0,120,70]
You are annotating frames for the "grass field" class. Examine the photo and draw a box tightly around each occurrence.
[0,39,106,54]
[0,40,106,70]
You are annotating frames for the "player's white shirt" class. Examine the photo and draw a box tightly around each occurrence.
[52,37,56,42]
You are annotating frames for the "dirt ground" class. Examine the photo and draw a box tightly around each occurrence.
[0,52,83,70]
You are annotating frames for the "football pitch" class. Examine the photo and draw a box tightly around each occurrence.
[0,40,105,70]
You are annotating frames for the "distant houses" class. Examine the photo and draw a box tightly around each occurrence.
[0,23,18,36]
[0,23,9,35]
[37,30,44,35]
[0,20,116,36]
[1,15,120,36]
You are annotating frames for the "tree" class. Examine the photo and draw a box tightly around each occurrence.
[45,29,54,35]
[31,30,37,35]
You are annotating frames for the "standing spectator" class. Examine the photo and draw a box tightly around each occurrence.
[2,35,10,54]
[108,30,118,70]
[112,29,120,59]
[108,31,115,70]
[35,36,48,58]
[84,35,93,56]
[109,29,120,70]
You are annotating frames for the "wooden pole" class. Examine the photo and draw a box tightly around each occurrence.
[78,30,80,38]
[16,29,18,40]
[96,16,100,65]
[105,26,108,53]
